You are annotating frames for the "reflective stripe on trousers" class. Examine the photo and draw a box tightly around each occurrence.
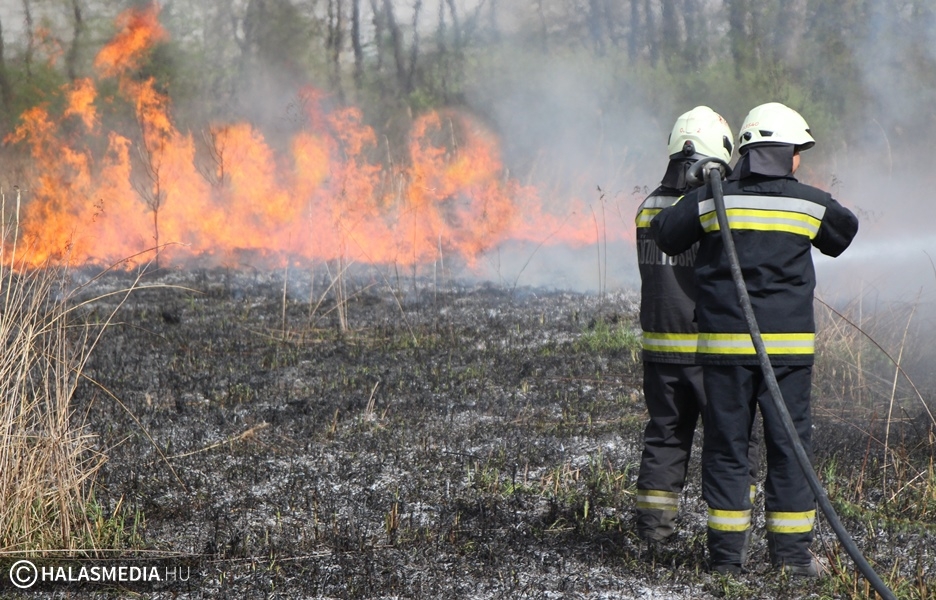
[766,510,816,534]
[636,489,679,511]
[708,508,751,532]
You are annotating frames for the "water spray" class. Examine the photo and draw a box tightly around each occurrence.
[688,157,897,600]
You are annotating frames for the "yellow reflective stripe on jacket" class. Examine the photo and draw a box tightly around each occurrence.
[635,208,662,228]
[636,195,680,228]
[698,332,815,355]
[700,209,822,238]
[698,195,827,239]
[766,510,816,534]
[636,489,679,511]
[642,332,698,353]
[707,508,752,532]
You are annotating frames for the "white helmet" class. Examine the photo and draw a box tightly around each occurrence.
[737,102,815,154]
[667,106,733,163]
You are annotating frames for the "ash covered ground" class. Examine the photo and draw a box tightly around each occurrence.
[19,268,934,599]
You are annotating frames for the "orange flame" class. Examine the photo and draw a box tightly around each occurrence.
[5,4,631,271]
[93,4,168,79]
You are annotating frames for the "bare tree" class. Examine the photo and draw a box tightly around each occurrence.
[133,142,166,267]
[198,127,229,190]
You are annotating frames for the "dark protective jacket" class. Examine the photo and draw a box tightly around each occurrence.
[650,174,859,366]
[635,186,699,364]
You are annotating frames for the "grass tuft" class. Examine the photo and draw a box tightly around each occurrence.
[575,316,641,360]
[0,187,148,556]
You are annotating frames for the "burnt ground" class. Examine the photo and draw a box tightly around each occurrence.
[9,268,936,599]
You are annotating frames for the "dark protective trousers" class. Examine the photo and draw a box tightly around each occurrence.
[702,364,816,568]
[636,362,760,542]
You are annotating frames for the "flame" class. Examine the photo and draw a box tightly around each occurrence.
[93,4,168,79]
[5,3,631,271]
[64,79,98,131]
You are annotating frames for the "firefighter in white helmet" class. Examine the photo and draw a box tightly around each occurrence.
[651,102,859,576]
[634,106,759,547]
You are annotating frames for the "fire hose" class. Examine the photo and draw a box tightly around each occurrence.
[687,157,896,600]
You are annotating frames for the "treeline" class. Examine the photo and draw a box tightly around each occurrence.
[0,0,934,170]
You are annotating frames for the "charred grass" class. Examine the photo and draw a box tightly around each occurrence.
[6,268,935,598]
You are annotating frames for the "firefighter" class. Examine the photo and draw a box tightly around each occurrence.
[634,106,759,547]
[650,102,859,576]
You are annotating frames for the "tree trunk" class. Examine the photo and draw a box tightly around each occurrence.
[643,0,658,65]
[436,0,451,101]
[22,0,34,79]
[382,0,408,93]
[407,0,422,94]
[600,0,619,49]
[748,0,764,67]
[682,0,704,68]
[588,0,606,56]
[444,0,461,51]
[728,0,749,78]
[769,0,796,63]
[65,0,83,81]
[327,0,346,101]
[660,0,681,69]
[351,0,363,90]
[0,16,12,115]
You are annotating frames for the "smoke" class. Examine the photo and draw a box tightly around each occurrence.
[808,3,936,325]
[850,4,936,140]
[460,4,936,301]
[2,0,935,305]
[463,50,667,291]
[814,160,936,325]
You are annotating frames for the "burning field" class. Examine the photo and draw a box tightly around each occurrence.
[0,265,921,599]
[1,4,935,599]
[4,3,618,274]
[76,270,662,598]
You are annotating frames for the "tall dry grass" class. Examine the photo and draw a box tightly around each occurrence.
[0,188,139,556]
[814,293,934,428]
[813,291,935,598]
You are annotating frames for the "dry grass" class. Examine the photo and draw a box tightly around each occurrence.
[813,293,936,599]
[0,188,145,556]
[0,261,102,554]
